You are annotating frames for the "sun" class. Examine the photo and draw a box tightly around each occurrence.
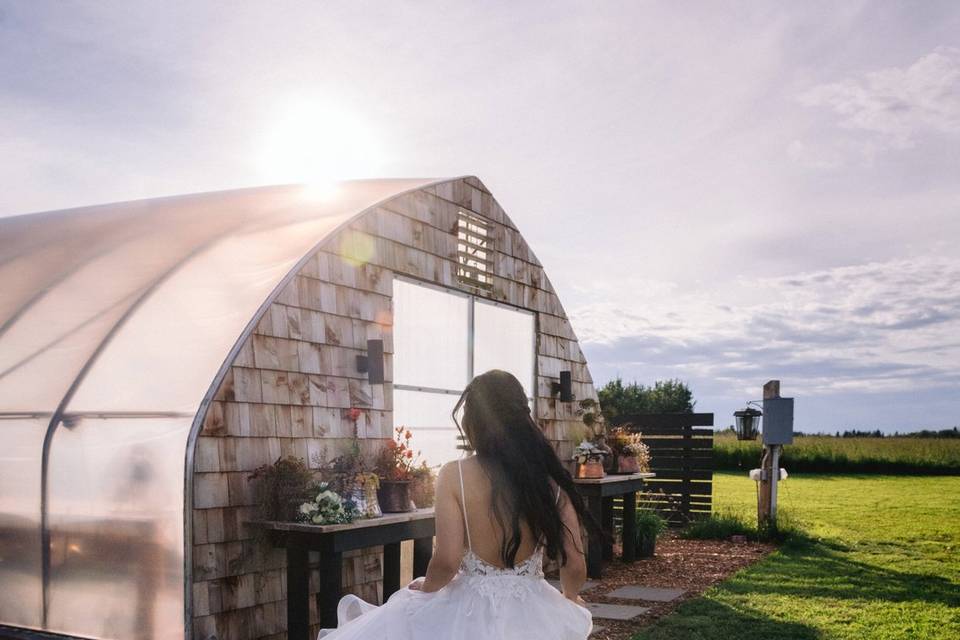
[257,98,384,193]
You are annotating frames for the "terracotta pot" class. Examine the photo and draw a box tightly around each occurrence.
[576,460,605,479]
[613,454,640,474]
[377,480,413,513]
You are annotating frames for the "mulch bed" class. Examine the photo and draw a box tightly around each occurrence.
[556,532,775,640]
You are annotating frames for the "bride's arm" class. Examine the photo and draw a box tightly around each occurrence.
[557,489,587,603]
[418,462,464,593]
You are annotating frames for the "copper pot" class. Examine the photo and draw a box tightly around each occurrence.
[613,454,640,474]
[576,460,605,479]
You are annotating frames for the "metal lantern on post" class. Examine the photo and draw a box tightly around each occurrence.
[733,406,762,440]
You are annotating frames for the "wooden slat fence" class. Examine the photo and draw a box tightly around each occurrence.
[611,413,715,526]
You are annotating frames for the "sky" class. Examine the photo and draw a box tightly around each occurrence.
[1,1,958,432]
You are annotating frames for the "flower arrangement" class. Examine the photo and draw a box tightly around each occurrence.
[314,441,368,495]
[297,482,359,525]
[374,426,424,512]
[572,440,606,479]
[375,426,423,481]
[572,440,606,464]
[608,427,651,469]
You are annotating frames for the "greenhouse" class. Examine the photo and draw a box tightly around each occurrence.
[0,176,599,640]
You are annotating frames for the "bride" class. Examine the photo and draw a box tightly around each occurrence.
[318,369,597,639]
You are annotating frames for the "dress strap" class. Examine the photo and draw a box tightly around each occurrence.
[457,459,473,551]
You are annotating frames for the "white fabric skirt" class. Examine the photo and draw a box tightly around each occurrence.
[317,573,592,640]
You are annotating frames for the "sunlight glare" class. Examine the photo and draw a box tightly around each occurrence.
[258,98,384,194]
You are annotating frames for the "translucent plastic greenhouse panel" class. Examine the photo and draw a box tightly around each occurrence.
[393,388,463,467]
[0,417,45,629]
[472,300,536,399]
[45,416,189,640]
[392,279,469,392]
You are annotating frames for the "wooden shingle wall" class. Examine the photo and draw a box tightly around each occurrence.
[190,176,598,639]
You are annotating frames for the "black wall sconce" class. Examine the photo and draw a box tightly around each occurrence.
[550,370,574,402]
[355,339,385,384]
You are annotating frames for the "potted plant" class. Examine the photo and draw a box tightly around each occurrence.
[374,426,423,512]
[409,462,437,508]
[572,440,606,479]
[314,441,382,518]
[635,509,667,557]
[607,425,651,474]
[570,397,611,477]
[247,455,317,521]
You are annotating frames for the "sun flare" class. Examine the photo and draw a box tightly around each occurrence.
[257,98,384,192]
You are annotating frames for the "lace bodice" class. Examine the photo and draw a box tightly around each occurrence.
[460,547,545,578]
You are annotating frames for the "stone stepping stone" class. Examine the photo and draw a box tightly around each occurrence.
[589,625,605,636]
[547,578,598,593]
[583,602,649,620]
[606,585,685,602]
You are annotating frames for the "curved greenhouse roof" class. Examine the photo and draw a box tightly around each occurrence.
[0,177,452,637]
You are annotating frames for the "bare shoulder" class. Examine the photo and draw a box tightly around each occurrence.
[435,459,461,490]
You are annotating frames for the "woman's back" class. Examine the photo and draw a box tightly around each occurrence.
[455,455,545,570]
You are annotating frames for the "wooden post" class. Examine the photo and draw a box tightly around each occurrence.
[383,542,401,600]
[317,549,342,631]
[286,540,309,640]
[586,496,603,579]
[621,491,637,563]
[412,536,433,577]
[757,381,780,530]
[601,497,614,561]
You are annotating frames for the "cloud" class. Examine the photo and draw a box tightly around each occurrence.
[798,46,960,149]
[571,256,960,408]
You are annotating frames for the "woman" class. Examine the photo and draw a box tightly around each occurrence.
[318,369,597,639]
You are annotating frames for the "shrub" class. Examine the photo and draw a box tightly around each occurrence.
[681,511,753,541]
[247,455,318,521]
[682,508,805,544]
[635,509,668,541]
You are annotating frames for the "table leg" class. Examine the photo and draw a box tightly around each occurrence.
[602,497,614,561]
[413,536,433,578]
[286,541,309,640]
[586,495,603,579]
[621,490,637,563]
[383,542,401,601]
[318,550,342,631]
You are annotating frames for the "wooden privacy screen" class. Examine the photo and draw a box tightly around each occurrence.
[610,413,715,525]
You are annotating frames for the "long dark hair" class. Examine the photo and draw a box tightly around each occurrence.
[452,369,600,568]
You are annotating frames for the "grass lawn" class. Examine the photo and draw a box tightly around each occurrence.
[632,472,960,640]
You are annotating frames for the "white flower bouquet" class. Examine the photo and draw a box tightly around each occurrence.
[297,482,359,525]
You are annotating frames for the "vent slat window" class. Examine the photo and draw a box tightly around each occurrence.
[456,211,494,290]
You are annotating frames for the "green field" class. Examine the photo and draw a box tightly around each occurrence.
[713,434,960,474]
[633,472,960,640]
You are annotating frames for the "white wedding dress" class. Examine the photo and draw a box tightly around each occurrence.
[317,460,593,639]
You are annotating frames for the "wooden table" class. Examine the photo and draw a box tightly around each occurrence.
[248,509,435,639]
[574,472,656,578]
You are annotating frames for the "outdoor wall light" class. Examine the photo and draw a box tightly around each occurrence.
[551,370,574,402]
[733,404,762,441]
[355,338,385,384]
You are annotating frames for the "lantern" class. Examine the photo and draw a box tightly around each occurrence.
[733,406,762,441]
